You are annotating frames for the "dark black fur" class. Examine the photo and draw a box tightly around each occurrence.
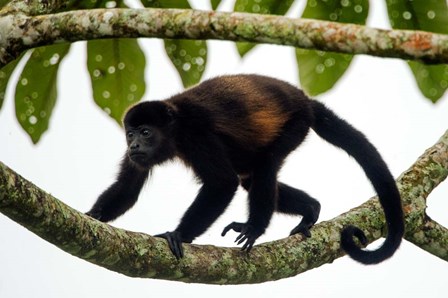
[86,74,404,263]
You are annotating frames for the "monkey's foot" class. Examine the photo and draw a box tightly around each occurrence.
[290,220,314,238]
[154,231,188,259]
[221,222,262,253]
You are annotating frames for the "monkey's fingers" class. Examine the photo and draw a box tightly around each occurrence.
[241,239,255,252]
[168,236,183,259]
[235,233,248,244]
[154,231,184,259]
[222,222,259,252]
[221,222,244,237]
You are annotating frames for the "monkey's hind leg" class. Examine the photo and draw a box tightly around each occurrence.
[222,161,279,252]
[276,182,321,237]
[240,178,320,238]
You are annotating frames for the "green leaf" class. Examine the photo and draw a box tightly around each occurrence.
[15,44,70,144]
[140,0,190,9]
[234,0,295,57]
[87,39,146,124]
[301,0,368,22]
[296,0,369,96]
[0,58,21,111]
[0,0,10,9]
[408,63,448,103]
[386,0,448,102]
[211,0,221,10]
[76,0,118,9]
[296,50,353,96]
[142,0,206,87]
[386,0,448,32]
[164,39,207,87]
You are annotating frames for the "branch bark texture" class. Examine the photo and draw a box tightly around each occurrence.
[398,134,448,259]
[1,7,448,67]
[1,131,447,284]
[4,0,69,15]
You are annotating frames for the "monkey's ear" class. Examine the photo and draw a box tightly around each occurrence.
[165,105,177,124]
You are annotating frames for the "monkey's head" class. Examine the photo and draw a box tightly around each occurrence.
[123,101,176,168]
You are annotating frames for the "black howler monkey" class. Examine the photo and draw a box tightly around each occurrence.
[86,74,404,263]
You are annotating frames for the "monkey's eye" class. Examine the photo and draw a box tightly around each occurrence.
[141,129,152,138]
[126,132,134,139]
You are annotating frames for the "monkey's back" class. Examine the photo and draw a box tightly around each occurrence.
[168,74,312,148]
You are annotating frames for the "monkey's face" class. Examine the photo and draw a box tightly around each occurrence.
[125,125,163,168]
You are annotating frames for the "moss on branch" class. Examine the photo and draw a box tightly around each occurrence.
[1,7,448,67]
[1,131,447,284]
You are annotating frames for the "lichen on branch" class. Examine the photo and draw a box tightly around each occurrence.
[1,7,448,67]
[0,130,447,284]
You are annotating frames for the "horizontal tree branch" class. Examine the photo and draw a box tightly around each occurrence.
[1,7,448,68]
[1,130,447,284]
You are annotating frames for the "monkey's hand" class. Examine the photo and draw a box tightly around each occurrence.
[221,222,262,253]
[154,231,191,259]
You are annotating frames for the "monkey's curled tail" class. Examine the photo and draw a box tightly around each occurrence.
[310,101,404,264]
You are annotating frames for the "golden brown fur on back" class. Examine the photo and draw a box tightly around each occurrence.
[170,75,294,148]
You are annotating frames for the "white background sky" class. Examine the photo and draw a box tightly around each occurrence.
[1,1,447,297]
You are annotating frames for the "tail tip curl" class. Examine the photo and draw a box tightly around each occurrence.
[340,225,400,265]
[341,225,368,247]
